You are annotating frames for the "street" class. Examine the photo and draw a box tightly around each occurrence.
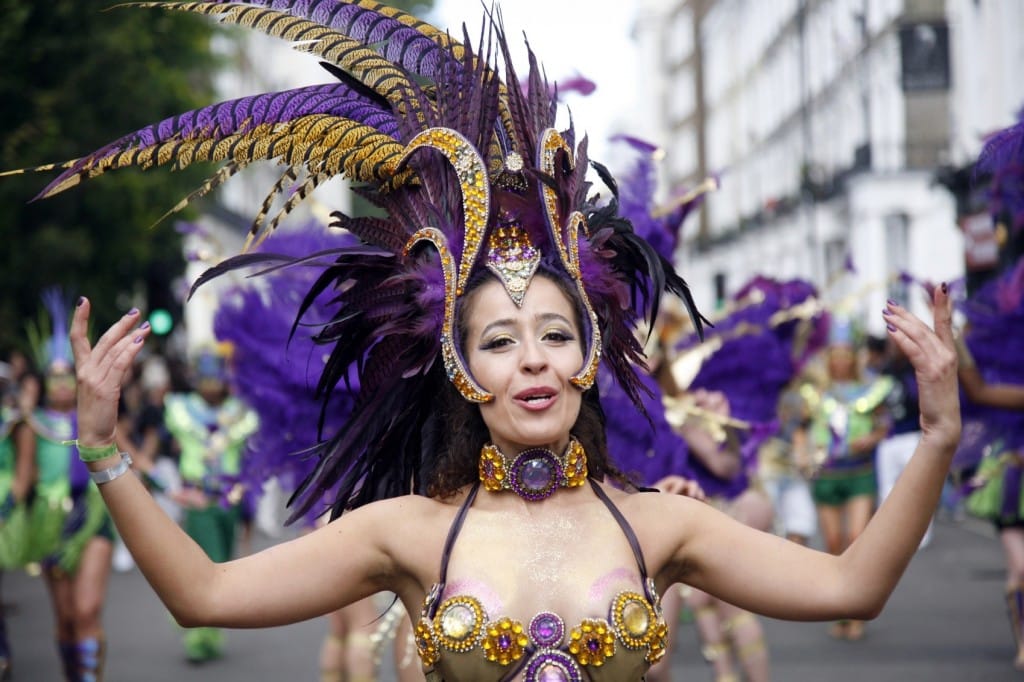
[5,516,1016,681]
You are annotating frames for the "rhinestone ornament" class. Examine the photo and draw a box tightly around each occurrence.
[523,650,583,682]
[529,612,565,647]
[434,595,485,652]
[479,438,587,500]
[481,617,528,665]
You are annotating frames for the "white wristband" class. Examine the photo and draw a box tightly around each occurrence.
[90,452,133,485]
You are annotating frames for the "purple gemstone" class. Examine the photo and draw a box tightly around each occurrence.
[521,457,555,491]
[530,612,564,647]
[523,650,581,682]
[587,639,600,652]
[538,665,569,682]
[498,633,512,650]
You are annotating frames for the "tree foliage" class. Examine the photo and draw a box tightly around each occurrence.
[0,1,220,353]
[0,0,435,356]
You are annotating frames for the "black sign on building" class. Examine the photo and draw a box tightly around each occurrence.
[899,21,950,92]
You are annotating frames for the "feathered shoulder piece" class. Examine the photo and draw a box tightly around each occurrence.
[12,1,707,520]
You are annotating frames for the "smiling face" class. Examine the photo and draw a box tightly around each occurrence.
[463,275,585,456]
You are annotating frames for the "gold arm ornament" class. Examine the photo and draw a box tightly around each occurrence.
[662,394,750,443]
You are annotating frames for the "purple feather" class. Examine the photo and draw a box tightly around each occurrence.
[219,0,451,79]
[612,135,706,262]
[955,254,1024,469]
[214,224,358,525]
[975,116,1024,233]
[41,288,72,370]
[38,83,399,200]
[552,73,597,99]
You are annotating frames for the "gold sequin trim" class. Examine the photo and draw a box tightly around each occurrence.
[478,444,508,492]
[404,227,493,404]
[413,618,440,666]
[401,128,491,297]
[610,592,655,650]
[433,595,486,652]
[564,438,588,488]
[485,223,541,307]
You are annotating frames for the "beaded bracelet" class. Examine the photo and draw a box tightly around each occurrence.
[62,440,119,463]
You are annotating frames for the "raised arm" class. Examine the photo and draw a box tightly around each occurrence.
[70,298,406,628]
[956,339,1024,409]
[654,286,960,621]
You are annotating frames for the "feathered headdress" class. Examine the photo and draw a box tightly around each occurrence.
[26,287,74,375]
[13,1,706,520]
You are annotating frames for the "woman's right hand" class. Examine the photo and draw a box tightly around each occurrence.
[70,299,151,447]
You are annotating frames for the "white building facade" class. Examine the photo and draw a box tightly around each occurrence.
[635,0,1023,334]
[184,30,347,349]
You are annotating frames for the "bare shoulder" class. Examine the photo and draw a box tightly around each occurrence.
[323,490,467,589]
[596,481,713,582]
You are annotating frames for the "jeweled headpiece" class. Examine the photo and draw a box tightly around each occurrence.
[13,1,706,519]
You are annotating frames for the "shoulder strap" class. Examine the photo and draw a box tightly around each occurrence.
[426,482,480,618]
[588,479,653,599]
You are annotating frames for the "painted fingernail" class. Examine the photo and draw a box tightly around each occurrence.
[140,321,151,331]
[76,296,85,308]
[882,308,891,316]
[941,282,948,294]
[886,299,897,307]
[133,336,144,344]
[886,323,897,333]
[127,307,139,316]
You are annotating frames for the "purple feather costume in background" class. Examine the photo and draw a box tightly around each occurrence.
[596,136,707,489]
[213,224,358,526]
[960,113,1024,524]
[671,277,829,498]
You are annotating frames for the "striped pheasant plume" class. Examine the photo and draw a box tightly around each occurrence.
[6,1,708,520]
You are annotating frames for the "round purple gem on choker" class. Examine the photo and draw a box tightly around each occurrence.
[510,448,561,501]
[479,438,588,501]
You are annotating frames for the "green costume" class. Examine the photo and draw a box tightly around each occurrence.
[28,408,113,575]
[803,376,893,506]
[164,391,257,662]
[0,407,30,569]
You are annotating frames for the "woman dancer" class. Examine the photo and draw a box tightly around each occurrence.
[18,4,959,680]
[25,293,114,681]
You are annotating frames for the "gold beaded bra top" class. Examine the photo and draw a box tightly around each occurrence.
[414,480,667,681]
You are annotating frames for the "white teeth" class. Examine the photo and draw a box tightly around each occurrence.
[524,395,551,402]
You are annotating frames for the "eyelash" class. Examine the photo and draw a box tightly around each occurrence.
[479,329,574,350]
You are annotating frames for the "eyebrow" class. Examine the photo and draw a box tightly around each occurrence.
[479,312,574,338]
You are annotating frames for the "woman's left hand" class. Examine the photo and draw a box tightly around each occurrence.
[883,286,960,451]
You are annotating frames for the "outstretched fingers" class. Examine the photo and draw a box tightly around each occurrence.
[883,285,959,446]
[72,298,152,446]
[883,296,947,375]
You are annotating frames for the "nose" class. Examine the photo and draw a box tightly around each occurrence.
[519,338,548,374]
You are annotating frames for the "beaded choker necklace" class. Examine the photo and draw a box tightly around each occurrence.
[478,438,588,501]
